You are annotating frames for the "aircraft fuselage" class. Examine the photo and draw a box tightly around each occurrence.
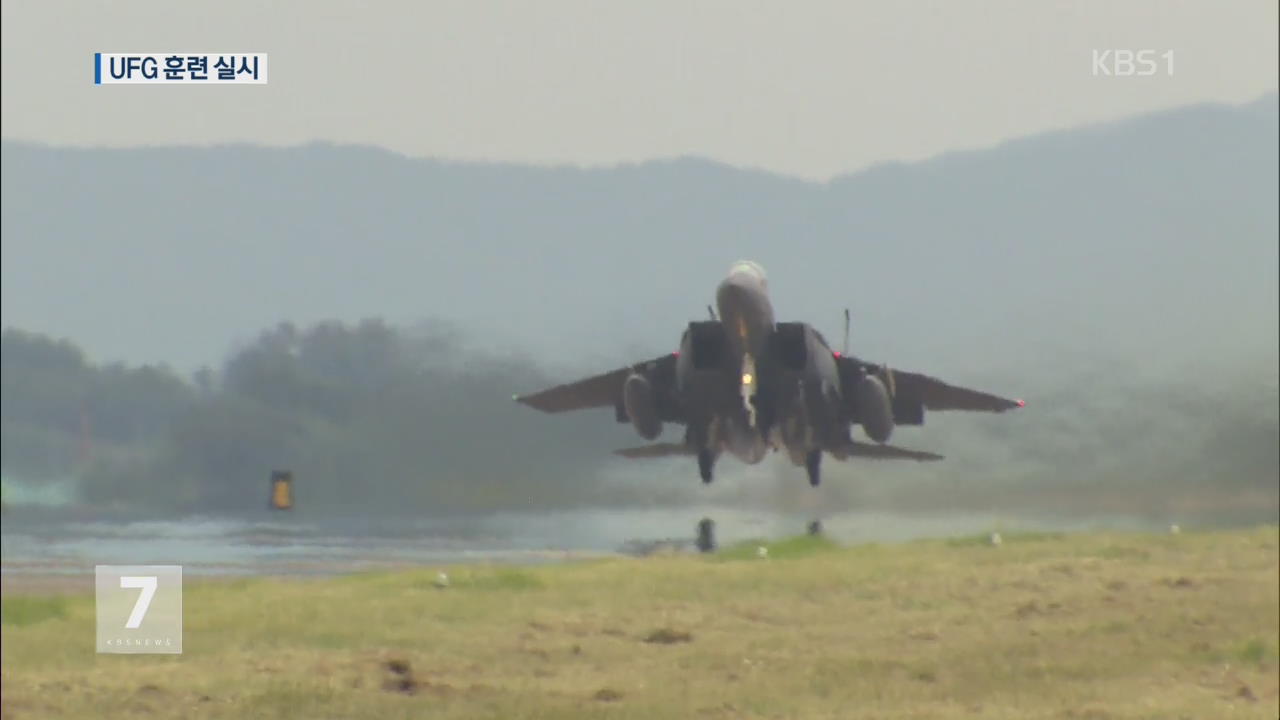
[714,260,775,362]
[682,260,840,476]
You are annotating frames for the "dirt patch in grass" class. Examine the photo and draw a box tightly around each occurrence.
[381,658,418,695]
[643,628,693,644]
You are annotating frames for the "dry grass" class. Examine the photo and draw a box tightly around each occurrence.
[2,527,1277,719]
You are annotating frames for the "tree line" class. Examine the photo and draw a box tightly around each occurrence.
[1,321,619,515]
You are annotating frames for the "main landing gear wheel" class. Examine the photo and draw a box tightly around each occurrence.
[805,449,822,487]
[698,449,715,484]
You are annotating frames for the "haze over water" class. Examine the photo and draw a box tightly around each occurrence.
[1,506,1175,578]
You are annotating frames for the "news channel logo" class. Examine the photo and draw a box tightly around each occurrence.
[94,53,268,84]
[1092,49,1174,77]
[95,565,183,654]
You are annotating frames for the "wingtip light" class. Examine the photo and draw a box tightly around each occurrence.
[1016,399,1026,408]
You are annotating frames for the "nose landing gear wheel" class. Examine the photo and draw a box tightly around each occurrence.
[805,449,822,487]
[698,449,715,484]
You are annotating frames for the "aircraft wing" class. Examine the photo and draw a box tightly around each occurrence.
[837,355,1023,420]
[514,353,682,419]
[888,369,1023,413]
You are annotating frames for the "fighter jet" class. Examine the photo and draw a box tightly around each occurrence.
[514,261,1023,486]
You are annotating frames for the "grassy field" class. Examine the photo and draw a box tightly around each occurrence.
[2,527,1277,719]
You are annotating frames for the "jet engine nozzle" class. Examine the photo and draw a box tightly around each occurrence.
[857,374,895,443]
[623,373,663,440]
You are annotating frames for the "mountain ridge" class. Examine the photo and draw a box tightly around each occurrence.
[2,93,1275,377]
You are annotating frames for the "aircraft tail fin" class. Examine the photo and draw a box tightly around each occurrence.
[613,443,695,459]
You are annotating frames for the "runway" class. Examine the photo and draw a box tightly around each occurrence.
[1,506,1161,581]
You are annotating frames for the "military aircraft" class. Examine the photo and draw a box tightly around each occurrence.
[515,261,1023,487]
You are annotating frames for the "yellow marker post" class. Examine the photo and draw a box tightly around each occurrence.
[269,470,293,511]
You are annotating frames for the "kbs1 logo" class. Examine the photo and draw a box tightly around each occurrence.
[94,53,268,84]
[95,565,183,654]
[1092,49,1174,77]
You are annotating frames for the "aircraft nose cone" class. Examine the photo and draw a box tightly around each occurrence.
[715,277,755,331]
[715,275,750,308]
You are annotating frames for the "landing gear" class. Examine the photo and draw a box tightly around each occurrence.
[698,449,715,484]
[805,448,822,487]
[740,354,758,428]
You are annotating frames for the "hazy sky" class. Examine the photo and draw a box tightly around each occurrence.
[1,0,1276,179]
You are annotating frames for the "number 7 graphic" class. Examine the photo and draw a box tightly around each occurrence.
[120,576,158,629]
